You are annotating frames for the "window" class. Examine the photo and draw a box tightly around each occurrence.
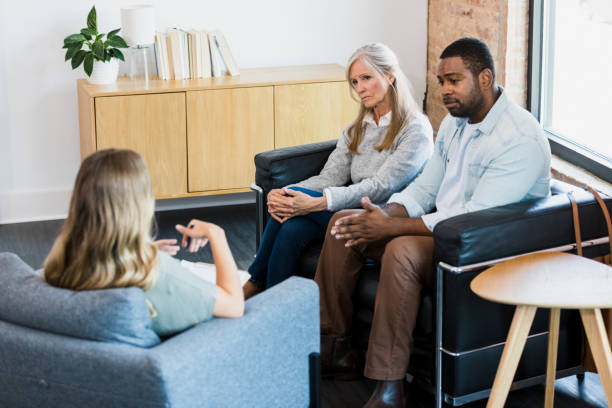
[530,0,612,182]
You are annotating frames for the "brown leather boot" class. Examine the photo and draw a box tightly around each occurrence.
[320,335,361,380]
[363,380,406,408]
[243,281,263,300]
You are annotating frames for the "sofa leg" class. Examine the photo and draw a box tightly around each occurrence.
[250,183,265,250]
[310,352,322,408]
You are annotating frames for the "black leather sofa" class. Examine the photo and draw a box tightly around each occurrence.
[251,139,612,406]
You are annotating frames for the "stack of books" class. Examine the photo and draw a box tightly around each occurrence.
[154,29,239,80]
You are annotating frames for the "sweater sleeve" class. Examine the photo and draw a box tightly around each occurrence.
[290,128,353,192]
[325,114,434,211]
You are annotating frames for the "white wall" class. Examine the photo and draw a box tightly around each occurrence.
[0,0,427,224]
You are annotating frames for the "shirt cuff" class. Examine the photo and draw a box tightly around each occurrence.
[323,188,333,211]
[387,192,426,218]
[420,212,443,232]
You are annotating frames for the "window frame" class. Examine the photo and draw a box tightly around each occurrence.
[528,0,612,182]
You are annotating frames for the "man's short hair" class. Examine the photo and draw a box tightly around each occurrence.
[440,38,495,80]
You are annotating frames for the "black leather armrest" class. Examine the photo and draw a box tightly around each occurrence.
[433,180,611,267]
[431,180,610,353]
[254,139,336,194]
[252,139,337,248]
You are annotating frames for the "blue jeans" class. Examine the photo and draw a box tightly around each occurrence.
[248,187,334,289]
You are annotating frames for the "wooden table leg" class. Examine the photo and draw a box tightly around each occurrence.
[580,308,612,405]
[486,305,538,408]
[545,308,560,408]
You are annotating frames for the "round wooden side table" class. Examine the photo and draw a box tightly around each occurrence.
[470,251,612,408]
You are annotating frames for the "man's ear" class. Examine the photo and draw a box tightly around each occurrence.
[478,68,494,90]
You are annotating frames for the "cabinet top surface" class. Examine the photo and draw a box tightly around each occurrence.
[78,64,347,97]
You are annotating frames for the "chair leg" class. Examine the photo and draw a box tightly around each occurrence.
[580,308,612,405]
[486,305,537,408]
[545,308,561,408]
[309,352,321,408]
[250,183,265,250]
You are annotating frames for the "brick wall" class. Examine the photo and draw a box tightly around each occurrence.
[426,0,529,130]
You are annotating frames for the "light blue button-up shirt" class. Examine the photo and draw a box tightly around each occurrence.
[387,89,551,231]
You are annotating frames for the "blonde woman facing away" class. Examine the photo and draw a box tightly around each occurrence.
[244,43,434,299]
[44,149,244,336]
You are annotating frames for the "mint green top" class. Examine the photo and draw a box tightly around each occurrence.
[144,252,217,336]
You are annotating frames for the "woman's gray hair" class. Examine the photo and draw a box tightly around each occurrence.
[345,43,421,153]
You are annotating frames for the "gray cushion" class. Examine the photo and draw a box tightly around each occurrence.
[0,252,160,347]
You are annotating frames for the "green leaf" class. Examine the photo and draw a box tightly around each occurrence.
[111,48,125,61]
[107,28,121,38]
[95,33,104,42]
[71,50,87,69]
[65,44,82,61]
[84,54,94,76]
[107,35,128,48]
[80,28,94,39]
[92,40,104,59]
[87,6,97,34]
[64,33,86,44]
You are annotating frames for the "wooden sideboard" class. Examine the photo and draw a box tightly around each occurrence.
[77,64,359,199]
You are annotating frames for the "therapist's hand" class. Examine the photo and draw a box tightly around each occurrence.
[154,239,180,256]
[175,219,222,253]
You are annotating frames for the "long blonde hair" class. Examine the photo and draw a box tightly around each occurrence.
[44,149,158,291]
[346,43,421,154]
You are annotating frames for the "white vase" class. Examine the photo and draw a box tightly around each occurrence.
[87,60,119,85]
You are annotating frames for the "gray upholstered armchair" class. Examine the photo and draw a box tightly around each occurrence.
[0,252,321,408]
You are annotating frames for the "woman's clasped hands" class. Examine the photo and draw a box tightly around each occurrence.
[267,188,326,223]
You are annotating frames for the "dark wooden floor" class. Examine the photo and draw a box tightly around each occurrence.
[0,204,607,408]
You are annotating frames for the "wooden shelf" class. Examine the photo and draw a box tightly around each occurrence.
[77,64,348,97]
[77,64,358,199]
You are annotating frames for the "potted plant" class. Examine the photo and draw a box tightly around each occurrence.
[63,6,128,84]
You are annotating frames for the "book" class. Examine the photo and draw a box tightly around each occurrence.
[168,29,181,79]
[208,31,224,77]
[154,33,164,79]
[188,31,195,78]
[162,33,171,79]
[212,30,239,76]
[164,33,174,79]
[189,30,200,78]
[200,31,212,78]
[179,30,190,79]
[155,32,169,80]
[180,260,251,286]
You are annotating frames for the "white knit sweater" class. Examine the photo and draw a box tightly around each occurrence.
[292,112,434,211]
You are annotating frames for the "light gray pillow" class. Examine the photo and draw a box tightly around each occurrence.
[0,252,160,347]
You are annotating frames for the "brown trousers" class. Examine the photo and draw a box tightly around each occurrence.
[314,210,435,380]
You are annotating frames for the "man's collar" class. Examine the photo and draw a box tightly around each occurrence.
[454,87,508,135]
[364,111,392,127]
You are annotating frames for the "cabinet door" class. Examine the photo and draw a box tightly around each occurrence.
[187,87,274,192]
[95,93,187,197]
[274,81,359,148]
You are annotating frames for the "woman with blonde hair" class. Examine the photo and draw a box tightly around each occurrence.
[44,149,244,336]
[244,43,434,298]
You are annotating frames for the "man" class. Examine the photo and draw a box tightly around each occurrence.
[315,38,551,408]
